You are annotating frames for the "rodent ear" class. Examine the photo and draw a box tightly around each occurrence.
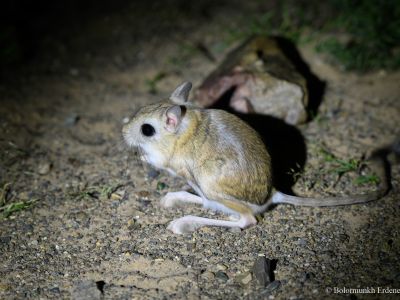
[170,81,192,104]
[165,105,184,133]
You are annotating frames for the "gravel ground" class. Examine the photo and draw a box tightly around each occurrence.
[1,1,399,299]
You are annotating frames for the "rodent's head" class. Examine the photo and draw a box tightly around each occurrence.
[122,81,192,152]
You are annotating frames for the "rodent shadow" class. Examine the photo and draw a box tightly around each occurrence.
[273,36,326,117]
[209,86,307,194]
[241,112,307,194]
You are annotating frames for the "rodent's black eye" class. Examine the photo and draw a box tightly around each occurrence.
[141,123,155,137]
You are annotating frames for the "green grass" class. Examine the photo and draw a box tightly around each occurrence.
[156,181,168,191]
[0,182,38,218]
[100,182,124,199]
[68,182,124,201]
[145,72,167,94]
[168,43,196,64]
[224,0,399,72]
[1,199,37,218]
[231,2,310,44]
[319,148,380,186]
[316,0,400,71]
[354,174,380,185]
[320,148,360,176]
[68,187,99,201]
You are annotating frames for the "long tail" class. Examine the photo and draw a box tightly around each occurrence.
[271,144,394,207]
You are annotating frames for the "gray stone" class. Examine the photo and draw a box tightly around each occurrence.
[252,256,273,287]
[195,36,309,125]
[215,270,229,282]
[71,280,102,300]
[264,280,281,293]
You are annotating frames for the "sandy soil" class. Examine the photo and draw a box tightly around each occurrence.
[1,2,399,299]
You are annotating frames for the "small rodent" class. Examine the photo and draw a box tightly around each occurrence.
[122,81,390,234]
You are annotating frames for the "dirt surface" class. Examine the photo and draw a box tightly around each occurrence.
[1,2,400,299]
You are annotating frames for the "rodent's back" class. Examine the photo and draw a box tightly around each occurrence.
[184,108,272,205]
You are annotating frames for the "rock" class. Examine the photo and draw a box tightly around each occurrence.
[29,239,39,247]
[49,286,61,294]
[201,271,215,280]
[38,161,52,175]
[236,272,252,285]
[127,219,141,230]
[0,236,11,244]
[264,280,281,293]
[71,280,102,300]
[64,113,80,127]
[110,193,122,200]
[297,238,308,246]
[137,190,150,199]
[195,36,309,125]
[253,256,274,287]
[216,264,227,271]
[215,270,229,282]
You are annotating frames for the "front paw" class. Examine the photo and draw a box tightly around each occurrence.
[167,216,201,234]
[160,193,178,208]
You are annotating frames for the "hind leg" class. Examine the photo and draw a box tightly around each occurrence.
[167,214,257,234]
[160,191,203,208]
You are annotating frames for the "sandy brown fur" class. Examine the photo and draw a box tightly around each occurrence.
[122,81,391,234]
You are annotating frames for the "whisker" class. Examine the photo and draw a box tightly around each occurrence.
[108,136,129,156]
[114,131,149,176]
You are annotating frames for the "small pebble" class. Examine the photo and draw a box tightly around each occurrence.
[127,219,140,230]
[297,238,307,246]
[64,113,80,127]
[110,193,122,200]
[236,272,252,285]
[49,287,60,294]
[264,281,281,293]
[138,191,150,199]
[29,239,38,246]
[201,271,215,280]
[216,264,227,271]
[38,162,52,175]
[215,270,229,282]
